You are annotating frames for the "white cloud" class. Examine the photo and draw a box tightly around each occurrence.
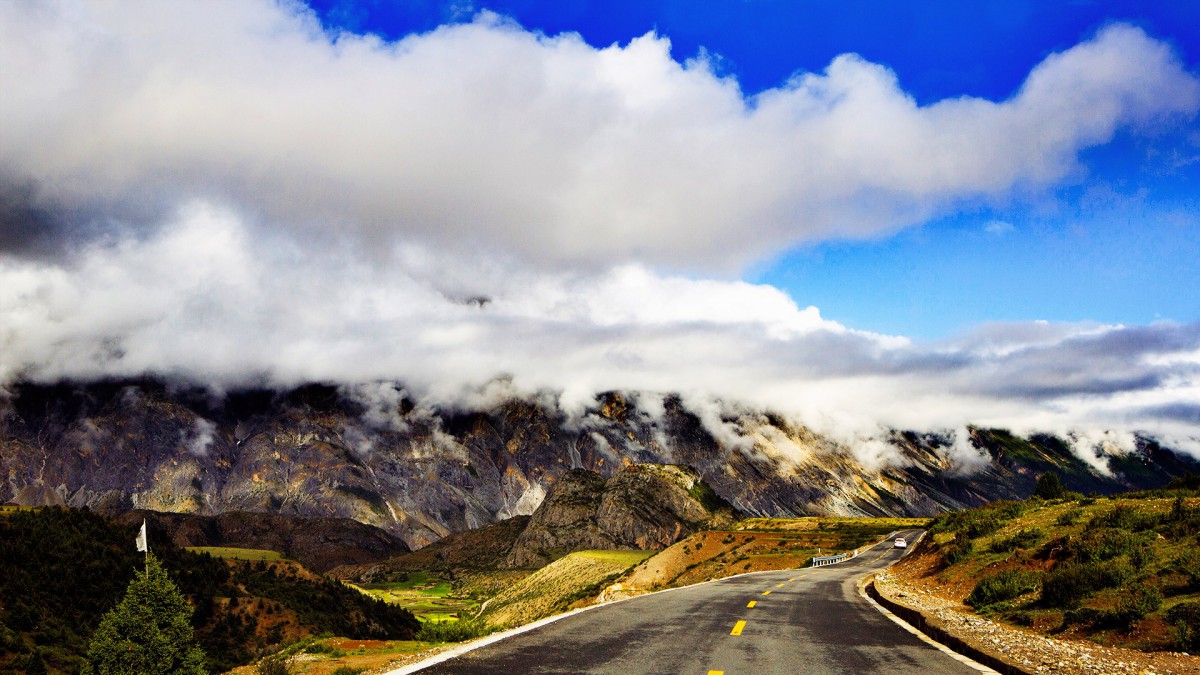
[1,204,1197,458]
[1,3,1198,460]
[1,3,1196,270]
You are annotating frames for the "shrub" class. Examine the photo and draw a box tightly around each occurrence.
[1065,528,1151,563]
[966,569,1042,608]
[255,654,293,675]
[1113,583,1162,629]
[1057,509,1083,526]
[989,528,1044,553]
[1171,549,1200,590]
[1041,560,1132,608]
[415,619,491,643]
[1088,504,1160,533]
[1167,602,1200,652]
[1164,497,1200,539]
[943,536,973,565]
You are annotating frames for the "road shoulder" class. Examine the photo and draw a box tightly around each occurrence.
[872,568,1200,675]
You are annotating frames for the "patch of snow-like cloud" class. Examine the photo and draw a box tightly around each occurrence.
[1,205,1198,463]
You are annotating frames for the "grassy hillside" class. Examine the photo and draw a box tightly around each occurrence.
[477,550,654,628]
[187,546,285,562]
[0,507,420,673]
[899,477,1200,652]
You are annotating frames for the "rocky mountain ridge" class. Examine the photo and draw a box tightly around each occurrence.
[3,380,1197,549]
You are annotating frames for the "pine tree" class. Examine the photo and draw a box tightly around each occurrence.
[1033,472,1065,500]
[82,553,206,675]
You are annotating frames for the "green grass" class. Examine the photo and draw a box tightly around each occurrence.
[186,546,283,561]
[353,571,479,623]
[572,550,655,565]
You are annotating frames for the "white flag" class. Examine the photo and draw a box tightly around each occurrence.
[135,519,148,553]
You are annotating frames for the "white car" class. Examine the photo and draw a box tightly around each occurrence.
[894,537,907,549]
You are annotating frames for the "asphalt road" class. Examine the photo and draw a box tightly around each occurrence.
[412,530,985,674]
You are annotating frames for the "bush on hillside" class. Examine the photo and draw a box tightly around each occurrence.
[1065,528,1152,563]
[1114,583,1162,629]
[1087,504,1161,533]
[1056,509,1083,526]
[1167,602,1200,651]
[1171,549,1200,590]
[1041,560,1132,608]
[943,536,973,565]
[989,528,1043,553]
[965,569,1042,608]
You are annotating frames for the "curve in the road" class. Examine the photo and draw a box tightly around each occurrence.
[392,530,997,674]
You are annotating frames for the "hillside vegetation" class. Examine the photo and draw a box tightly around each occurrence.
[0,507,420,673]
[478,550,655,628]
[896,475,1200,652]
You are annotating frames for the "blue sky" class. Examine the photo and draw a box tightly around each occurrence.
[308,0,1200,338]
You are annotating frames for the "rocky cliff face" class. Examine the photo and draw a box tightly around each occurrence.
[2,380,1196,549]
[505,464,739,568]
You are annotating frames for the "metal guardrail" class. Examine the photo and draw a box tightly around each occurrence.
[810,554,847,567]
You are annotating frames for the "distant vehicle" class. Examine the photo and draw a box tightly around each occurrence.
[893,537,907,549]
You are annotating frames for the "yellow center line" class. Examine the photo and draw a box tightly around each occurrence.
[730,620,747,636]
[708,671,725,674]
[747,600,757,608]
[776,582,785,587]
[761,590,771,596]
[788,577,796,581]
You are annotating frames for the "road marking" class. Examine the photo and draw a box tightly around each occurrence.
[775,582,785,587]
[746,600,757,608]
[708,671,724,674]
[730,620,747,636]
[761,590,771,595]
[788,577,796,581]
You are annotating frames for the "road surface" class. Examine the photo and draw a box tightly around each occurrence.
[413,530,984,674]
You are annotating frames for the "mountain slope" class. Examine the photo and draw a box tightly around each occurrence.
[505,464,739,568]
[3,380,1197,549]
[112,509,410,572]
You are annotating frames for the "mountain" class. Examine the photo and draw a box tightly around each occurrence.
[3,380,1197,549]
[505,464,739,568]
[112,509,410,572]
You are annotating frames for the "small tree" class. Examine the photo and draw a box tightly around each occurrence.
[82,554,206,675]
[1034,472,1065,500]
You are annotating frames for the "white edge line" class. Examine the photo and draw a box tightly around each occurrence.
[383,564,800,674]
[385,529,921,674]
[857,576,999,674]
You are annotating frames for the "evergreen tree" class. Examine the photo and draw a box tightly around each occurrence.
[1033,472,1066,500]
[82,553,206,675]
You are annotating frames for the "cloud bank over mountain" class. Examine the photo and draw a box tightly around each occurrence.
[1,1,1198,456]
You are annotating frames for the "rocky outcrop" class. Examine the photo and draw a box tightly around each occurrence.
[504,464,739,568]
[114,509,410,572]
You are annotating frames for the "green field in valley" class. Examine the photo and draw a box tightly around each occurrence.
[353,571,479,623]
